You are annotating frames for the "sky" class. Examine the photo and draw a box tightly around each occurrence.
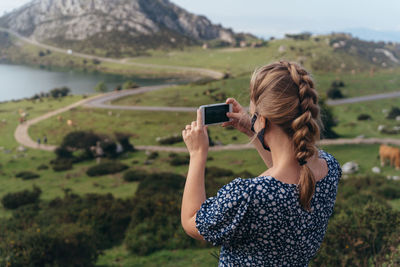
[1,0,400,41]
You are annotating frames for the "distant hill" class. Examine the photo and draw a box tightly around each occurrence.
[0,0,255,57]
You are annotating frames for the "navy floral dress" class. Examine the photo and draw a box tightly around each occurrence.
[195,149,342,266]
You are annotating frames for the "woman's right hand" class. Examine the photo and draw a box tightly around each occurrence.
[222,98,254,137]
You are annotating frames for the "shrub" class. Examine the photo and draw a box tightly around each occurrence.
[115,132,135,152]
[61,131,100,151]
[15,171,40,180]
[169,155,190,166]
[326,87,343,99]
[86,161,129,177]
[156,134,183,145]
[319,98,339,139]
[357,114,372,120]
[312,202,400,266]
[147,151,159,160]
[123,169,149,182]
[37,164,49,170]
[51,159,73,172]
[100,138,118,158]
[386,106,400,119]
[122,80,139,90]
[205,166,234,178]
[55,146,73,159]
[2,186,42,209]
[94,81,108,93]
[124,172,203,255]
[0,223,99,267]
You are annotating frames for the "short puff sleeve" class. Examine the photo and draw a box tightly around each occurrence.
[195,177,254,246]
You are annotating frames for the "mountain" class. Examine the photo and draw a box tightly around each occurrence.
[0,0,239,57]
[342,28,400,43]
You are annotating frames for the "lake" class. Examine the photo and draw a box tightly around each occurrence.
[0,64,171,102]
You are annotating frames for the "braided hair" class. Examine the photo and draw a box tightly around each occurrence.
[249,60,323,211]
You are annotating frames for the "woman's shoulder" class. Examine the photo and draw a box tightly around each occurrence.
[318,149,342,180]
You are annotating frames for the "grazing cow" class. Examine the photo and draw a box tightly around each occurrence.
[379,144,400,170]
[57,116,63,122]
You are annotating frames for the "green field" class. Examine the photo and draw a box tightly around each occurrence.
[1,31,400,265]
[111,69,400,108]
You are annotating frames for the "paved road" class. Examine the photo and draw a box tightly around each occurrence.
[15,84,400,153]
[326,91,400,105]
[0,27,224,80]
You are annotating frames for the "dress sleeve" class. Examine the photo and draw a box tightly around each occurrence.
[195,177,254,246]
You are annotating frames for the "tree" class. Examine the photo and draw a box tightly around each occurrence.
[94,82,108,93]
[122,80,139,90]
[319,97,339,139]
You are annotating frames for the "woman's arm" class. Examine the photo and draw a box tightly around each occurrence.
[181,109,209,241]
[181,151,207,240]
[223,98,273,169]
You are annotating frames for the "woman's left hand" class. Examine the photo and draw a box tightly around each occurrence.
[182,109,209,156]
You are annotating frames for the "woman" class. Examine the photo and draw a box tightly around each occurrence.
[181,60,342,266]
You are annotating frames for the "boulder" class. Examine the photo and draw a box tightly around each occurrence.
[371,166,381,174]
[342,161,359,174]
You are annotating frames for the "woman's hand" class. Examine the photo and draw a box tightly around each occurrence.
[182,109,209,156]
[222,98,253,137]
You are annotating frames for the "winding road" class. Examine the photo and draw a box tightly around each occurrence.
[7,26,400,153]
[15,83,400,153]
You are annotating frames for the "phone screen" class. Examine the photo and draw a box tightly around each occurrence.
[204,104,230,125]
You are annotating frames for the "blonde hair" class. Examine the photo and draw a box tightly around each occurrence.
[249,60,324,211]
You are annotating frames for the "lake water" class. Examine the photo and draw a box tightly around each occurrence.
[0,64,171,102]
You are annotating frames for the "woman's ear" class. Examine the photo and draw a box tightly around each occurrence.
[259,116,266,129]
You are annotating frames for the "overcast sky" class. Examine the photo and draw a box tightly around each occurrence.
[1,0,400,40]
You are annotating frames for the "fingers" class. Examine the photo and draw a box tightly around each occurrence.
[226,98,243,112]
[196,108,203,126]
[221,121,234,127]
[226,112,242,120]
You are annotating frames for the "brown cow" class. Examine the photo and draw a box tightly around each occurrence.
[379,144,400,170]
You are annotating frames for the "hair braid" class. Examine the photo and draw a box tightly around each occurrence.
[282,61,321,211]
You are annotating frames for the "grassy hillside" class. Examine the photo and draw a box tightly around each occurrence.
[1,31,399,81]
[111,68,400,109]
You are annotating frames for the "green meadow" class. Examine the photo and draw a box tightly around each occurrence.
[1,33,400,265]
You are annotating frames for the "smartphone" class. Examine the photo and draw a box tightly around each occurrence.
[199,103,233,126]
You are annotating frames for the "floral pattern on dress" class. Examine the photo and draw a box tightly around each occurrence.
[195,149,342,266]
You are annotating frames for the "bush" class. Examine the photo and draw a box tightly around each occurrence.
[115,132,135,152]
[357,113,372,120]
[156,134,183,145]
[326,87,343,99]
[94,81,108,93]
[15,171,40,180]
[319,98,339,139]
[169,155,190,166]
[37,164,49,170]
[49,87,70,98]
[0,223,99,267]
[124,172,203,255]
[122,80,139,90]
[51,159,73,172]
[86,161,129,177]
[205,166,234,178]
[312,202,400,266]
[1,186,42,209]
[386,106,400,119]
[123,169,149,182]
[61,131,100,151]
[147,151,159,160]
